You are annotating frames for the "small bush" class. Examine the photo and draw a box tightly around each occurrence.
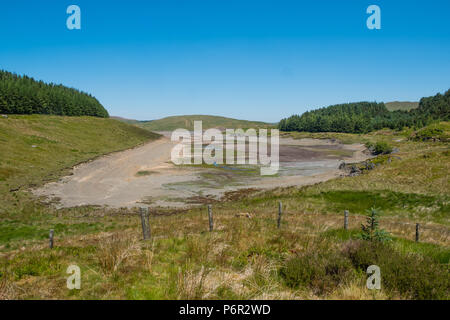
[280,251,354,295]
[364,141,375,149]
[97,234,139,274]
[280,240,449,299]
[175,266,212,299]
[411,126,448,142]
[373,142,393,155]
[342,241,450,300]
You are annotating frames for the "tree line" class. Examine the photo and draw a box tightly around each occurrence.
[279,89,450,133]
[0,70,109,118]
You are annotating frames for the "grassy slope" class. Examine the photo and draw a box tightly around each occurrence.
[0,115,160,203]
[385,101,419,111]
[0,115,160,258]
[137,115,273,131]
[0,120,448,300]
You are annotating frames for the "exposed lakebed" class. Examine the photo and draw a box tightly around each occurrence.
[33,136,370,208]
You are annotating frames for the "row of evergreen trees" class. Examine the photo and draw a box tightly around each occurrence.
[279,90,450,133]
[413,90,450,121]
[0,70,109,118]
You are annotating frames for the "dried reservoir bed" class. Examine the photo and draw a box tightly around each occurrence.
[33,136,370,208]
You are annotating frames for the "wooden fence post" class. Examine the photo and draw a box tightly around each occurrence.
[415,223,420,242]
[208,205,213,232]
[140,207,151,240]
[277,201,282,229]
[344,210,349,230]
[49,229,54,249]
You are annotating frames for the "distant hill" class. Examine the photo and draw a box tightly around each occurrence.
[385,101,419,111]
[0,70,109,117]
[135,115,273,131]
[110,116,142,125]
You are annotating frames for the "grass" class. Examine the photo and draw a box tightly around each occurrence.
[1,207,447,299]
[135,170,156,177]
[0,118,448,300]
[310,190,449,219]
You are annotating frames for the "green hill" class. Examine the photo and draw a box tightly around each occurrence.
[385,101,419,111]
[110,116,142,125]
[0,115,160,196]
[138,115,273,131]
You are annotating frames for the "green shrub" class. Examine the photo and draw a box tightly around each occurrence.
[373,142,393,155]
[365,141,375,149]
[342,241,449,300]
[280,251,354,295]
[281,240,449,299]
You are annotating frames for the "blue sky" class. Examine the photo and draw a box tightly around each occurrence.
[0,0,449,122]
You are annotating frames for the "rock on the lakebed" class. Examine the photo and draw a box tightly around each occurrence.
[349,165,361,176]
[364,162,375,170]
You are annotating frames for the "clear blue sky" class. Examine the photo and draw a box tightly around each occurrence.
[1,0,449,122]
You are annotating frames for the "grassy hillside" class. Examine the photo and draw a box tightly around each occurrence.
[385,101,419,111]
[138,115,273,131]
[0,115,160,196]
[0,121,448,300]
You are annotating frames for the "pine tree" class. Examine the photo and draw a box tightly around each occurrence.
[360,208,391,242]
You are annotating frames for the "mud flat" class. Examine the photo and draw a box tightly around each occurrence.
[33,136,371,208]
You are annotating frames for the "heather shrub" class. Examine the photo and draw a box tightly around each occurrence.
[280,250,354,295]
[342,240,449,300]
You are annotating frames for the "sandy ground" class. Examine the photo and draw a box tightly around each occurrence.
[33,136,370,208]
